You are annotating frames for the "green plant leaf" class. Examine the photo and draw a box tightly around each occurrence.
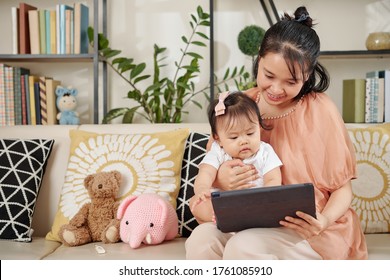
[196,32,209,40]
[102,49,121,58]
[181,36,188,44]
[145,83,162,93]
[191,14,197,24]
[223,68,230,80]
[187,52,203,59]
[231,67,237,78]
[191,41,207,47]
[199,20,210,27]
[197,6,203,17]
[122,107,140,123]
[130,63,146,79]
[128,90,142,101]
[98,34,109,50]
[134,75,150,84]
[112,57,131,65]
[191,99,202,109]
[102,107,131,124]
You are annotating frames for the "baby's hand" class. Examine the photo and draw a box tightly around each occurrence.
[191,190,211,211]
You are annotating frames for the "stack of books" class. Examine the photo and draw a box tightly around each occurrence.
[0,63,61,126]
[12,2,89,55]
[342,69,390,123]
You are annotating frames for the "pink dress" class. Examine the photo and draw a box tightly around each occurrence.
[260,93,368,259]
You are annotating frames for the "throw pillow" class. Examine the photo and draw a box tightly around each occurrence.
[177,132,209,237]
[0,139,54,242]
[46,128,189,242]
[348,123,390,233]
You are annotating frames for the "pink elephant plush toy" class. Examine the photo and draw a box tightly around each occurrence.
[117,193,178,249]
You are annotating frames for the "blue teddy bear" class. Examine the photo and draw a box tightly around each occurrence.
[56,86,80,125]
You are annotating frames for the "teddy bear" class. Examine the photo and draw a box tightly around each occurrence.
[58,170,122,246]
[117,193,178,249]
[56,86,80,125]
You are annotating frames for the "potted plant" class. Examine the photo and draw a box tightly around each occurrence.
[89,5,251,124]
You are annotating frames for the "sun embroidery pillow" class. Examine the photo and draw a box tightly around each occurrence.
[348,123,390,233]
[46,128,189,242]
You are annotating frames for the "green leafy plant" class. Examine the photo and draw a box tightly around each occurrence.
[89,6,252,123]
[237,25,265,63]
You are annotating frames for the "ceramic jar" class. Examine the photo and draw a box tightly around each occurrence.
[366,32,390,50]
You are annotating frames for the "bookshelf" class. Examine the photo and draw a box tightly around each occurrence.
[0,0,107,124]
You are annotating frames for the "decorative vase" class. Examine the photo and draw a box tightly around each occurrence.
[365,32,390,50]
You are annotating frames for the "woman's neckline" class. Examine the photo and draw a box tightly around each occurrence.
[256,92,304,120]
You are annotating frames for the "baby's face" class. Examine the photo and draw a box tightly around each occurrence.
[216,117,261,160]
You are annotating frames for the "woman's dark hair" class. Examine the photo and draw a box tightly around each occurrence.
[253,6,330,100]
[208,92,268,137]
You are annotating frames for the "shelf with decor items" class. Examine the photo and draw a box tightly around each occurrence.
[319,51,390,125]
[0,0,107,125]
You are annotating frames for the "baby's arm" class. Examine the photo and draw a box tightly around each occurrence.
[190,164,218,224]
[263,166,282,187]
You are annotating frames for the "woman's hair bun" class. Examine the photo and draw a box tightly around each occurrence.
[293,6,313,27]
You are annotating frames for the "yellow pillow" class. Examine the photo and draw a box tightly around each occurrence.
[46,128,189,242]
[348,123,390,233]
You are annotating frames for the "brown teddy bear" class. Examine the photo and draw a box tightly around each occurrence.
[58,170,122,246]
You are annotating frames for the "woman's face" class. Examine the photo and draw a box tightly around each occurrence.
[256,52,305,107]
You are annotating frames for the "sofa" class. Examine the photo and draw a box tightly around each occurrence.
[0,123,389,260]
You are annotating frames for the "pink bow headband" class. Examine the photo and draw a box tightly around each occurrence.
[215,91,230,116]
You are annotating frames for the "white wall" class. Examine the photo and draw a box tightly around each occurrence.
[2,0,389,123]
[107,0,390,123]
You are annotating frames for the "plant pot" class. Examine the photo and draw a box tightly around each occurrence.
[365,32,390,50]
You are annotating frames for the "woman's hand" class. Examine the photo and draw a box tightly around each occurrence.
[214,159,259,191]
[279,211,330,239]
[280,181,353,239]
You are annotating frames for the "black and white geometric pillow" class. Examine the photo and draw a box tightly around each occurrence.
[176,132,209,237]
[0,139,54,242]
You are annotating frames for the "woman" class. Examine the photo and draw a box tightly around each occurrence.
[185,6,367,260]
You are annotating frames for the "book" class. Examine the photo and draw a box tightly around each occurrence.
[342,79,366,123]
[366,70,385,123]
[56,4,60,54]
[59,4,74,54]
[46,79,61,125]
[19,3,37,54]
[381,70,390,122]
[4,66,15,126]
[39,9,46,54]
[24,74,31,124]
[0,64,6,126]
[45,10,51,54]
[74,3,89,54]
[39,76,49,125]
[28,9,40,54]
[65,9,73,54]
[13,67,21,125]
[28,75,39,125]
[50,10,57,54]
[34,81,41,125]
[11,7,19,54]
[20,73,28,124]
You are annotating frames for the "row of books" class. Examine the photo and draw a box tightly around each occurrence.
[0,63,61,126]
[342,69,390,123]
[12,2,89,55]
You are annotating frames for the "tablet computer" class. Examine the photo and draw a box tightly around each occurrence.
[211,183,316,233]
